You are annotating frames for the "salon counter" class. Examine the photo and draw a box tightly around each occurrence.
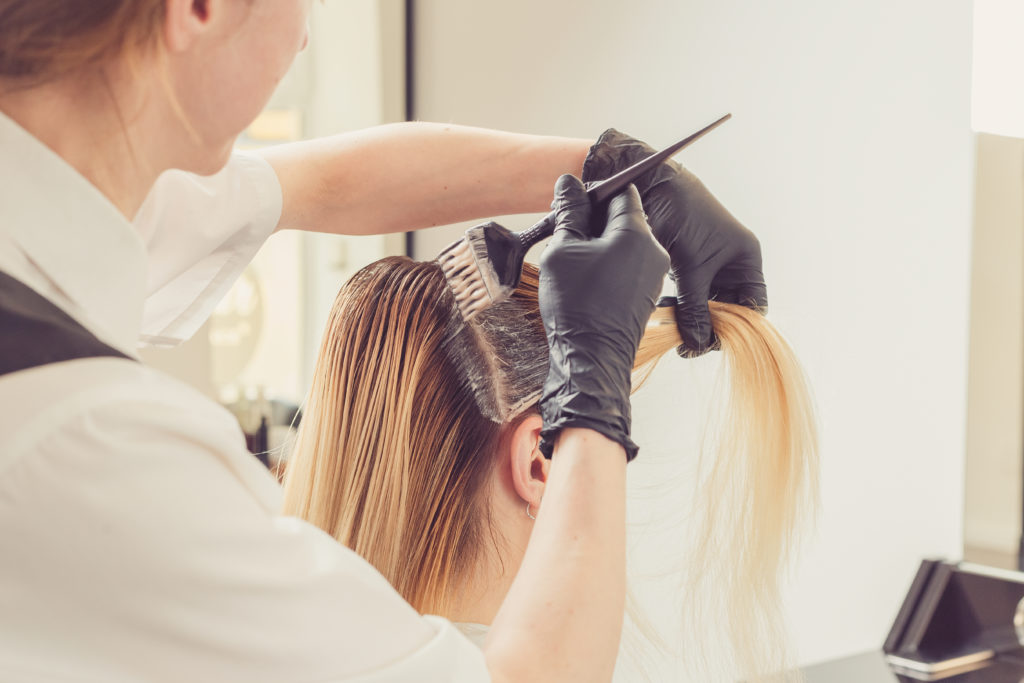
[802,650,1024,683]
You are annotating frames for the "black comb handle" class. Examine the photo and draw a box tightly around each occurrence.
[512,113,732,252]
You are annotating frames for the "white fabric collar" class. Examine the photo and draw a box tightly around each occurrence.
[0,109,147,354]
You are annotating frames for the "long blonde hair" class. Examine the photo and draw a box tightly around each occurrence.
[638,304,818,681]
[282,256,818,680]
[281,258,546,614]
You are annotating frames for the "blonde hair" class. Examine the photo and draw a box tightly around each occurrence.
[283,257,818,680]
[0,1,165,86]
[638,304,818,681]
[281,258,545,614]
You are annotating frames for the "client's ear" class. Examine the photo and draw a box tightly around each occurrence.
[164,0,241,52]
[508,413,549,510]
[164,0,212,51]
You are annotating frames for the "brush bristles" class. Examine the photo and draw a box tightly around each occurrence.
[437,236,501,322]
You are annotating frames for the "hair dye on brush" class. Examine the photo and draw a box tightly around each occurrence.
[439,274,547,423]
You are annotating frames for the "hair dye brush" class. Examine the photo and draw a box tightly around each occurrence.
[437,113,732,322]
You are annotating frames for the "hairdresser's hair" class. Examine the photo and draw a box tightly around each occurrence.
[0,1,164,85]
[283,256,817,681]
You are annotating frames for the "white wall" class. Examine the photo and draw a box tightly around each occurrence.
[973,0,1024,138]
[298,0,407,389]
[412,0,974,673]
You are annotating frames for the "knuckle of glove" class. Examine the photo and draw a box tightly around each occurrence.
[539,239,583,273]
[674,302,718,358]
[677,336,720,359]
[553,191,591,218]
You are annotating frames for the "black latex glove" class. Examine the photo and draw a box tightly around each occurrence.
[583,128,767,358]
[538,175,669,461]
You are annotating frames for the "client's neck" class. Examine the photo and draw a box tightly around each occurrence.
[447,520,531,626]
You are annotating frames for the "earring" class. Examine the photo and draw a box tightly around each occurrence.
[526,502,536,521]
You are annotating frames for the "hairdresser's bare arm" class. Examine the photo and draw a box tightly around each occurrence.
[484,428,627,683]
[257,122,590,234]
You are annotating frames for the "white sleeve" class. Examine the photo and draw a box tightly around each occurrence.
[0,362,491,682]
[134,151,283,347]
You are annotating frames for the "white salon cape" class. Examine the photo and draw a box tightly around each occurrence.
[0,111,490,682]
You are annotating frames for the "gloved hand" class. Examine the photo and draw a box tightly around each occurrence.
[538,174,669,461]
[583,128,767,358]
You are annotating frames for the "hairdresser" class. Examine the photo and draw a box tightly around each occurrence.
[0,1,764,681]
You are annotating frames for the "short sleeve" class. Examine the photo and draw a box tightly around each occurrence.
[134,151,283,347]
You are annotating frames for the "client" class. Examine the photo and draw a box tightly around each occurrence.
[281,255,817,681]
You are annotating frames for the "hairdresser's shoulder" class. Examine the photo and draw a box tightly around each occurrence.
[0,359,493,683]
[0,358,256,483]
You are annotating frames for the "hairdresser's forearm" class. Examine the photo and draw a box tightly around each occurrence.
[258,122,590,235]
[484,428,626,683]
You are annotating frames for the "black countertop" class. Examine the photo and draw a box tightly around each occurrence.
[803,651,1024,683]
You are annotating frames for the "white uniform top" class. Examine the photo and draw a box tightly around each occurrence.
[0,111,490,683]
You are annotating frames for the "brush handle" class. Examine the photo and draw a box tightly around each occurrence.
[515,177,650,252]
[514,182,634,250]
[517,211,558,251]
[515,173,669,251]
[514,182,642,251]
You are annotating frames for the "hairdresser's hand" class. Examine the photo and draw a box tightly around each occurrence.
[583,128,767,357]
[538,175,669,461]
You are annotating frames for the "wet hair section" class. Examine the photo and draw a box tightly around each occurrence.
[281,255,512,613]
[442,263,548,423]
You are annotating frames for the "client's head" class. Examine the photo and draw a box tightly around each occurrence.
[282,253,818,678]
[281,256,552,619]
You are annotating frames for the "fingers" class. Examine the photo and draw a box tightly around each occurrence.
[734,282,769,311]
[603,184,649,236]
[551,174,592,240]
[710,276,769,312]
[673,293,720,358]
[675,302,719,357]
[676,274,766,358]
